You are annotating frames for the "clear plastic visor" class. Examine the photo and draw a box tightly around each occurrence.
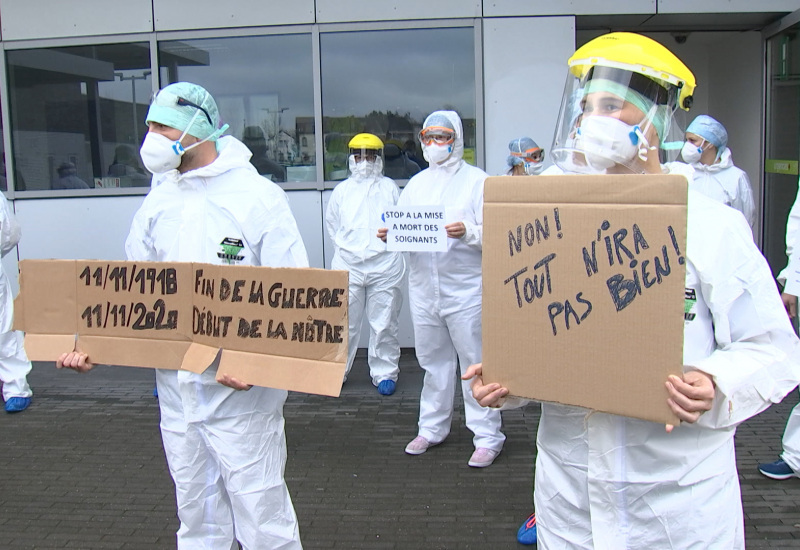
[348,147,383,163]
[550,66,687,175]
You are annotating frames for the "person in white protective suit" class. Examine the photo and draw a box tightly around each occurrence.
[378,110,505,468]
[57,82,308,550]
[679,114,756,230]
[758,184,800,480]
[506,137,545,176]
[465,32,800,549]
[325,133,405,395]
[506,135,546,545]
[0,191,33,414]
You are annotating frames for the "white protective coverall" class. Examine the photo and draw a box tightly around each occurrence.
[325,159,405,385]
[398,110,504,451]
[689,148,755,230]
[774,182,800,475]
[127,135,308,550]
[0,192,31,402]
[522,166,800,548]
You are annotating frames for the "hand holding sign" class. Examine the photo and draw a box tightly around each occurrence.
[217,372,252,391]
[445,222,466,239]
[56,351,93,373]
[664,370,715,432]
[462,363,508,408]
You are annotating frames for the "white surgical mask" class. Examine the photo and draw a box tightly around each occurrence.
[524,161,544,175]
[681,141,704,164]
[576,116,650,172]
[423,143,453,165]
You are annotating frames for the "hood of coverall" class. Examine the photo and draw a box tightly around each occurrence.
[422,110,465,174]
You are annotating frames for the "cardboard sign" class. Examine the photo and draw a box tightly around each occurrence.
[14,260,348,397]
[384,206,448,252]
[482,174,687,424]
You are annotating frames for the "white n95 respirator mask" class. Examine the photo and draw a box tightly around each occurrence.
[576,116,648,172]
[423,143,453,165]
[140,106,211,174]
[140,132,196,174]
[681,141,704,164]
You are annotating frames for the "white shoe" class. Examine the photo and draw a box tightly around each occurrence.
[405,436,434,455]
[469,447,500,468]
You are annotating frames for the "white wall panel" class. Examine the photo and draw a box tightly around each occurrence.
[483,17,575,177]
[484,0,655,17]
[658,0,800,13]
[1,0,153,41]
[707,32,763,243]
[153,0,314,32]
[15,196,145,261]
[285,190,324,269]
[12,191,323,279]
[315,0,480,24]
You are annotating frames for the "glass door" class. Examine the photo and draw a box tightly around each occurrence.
[764,16,800,280]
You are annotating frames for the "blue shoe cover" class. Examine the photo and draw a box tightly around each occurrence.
[5,396,31,413]
[517,513,537,545]
[377,380,396,396]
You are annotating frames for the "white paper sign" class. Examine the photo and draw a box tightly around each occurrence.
[784,254,800,296]
[384,206,448,252]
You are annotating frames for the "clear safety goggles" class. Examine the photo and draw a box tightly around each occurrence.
[418,126,456,146]
[510,147,544,163]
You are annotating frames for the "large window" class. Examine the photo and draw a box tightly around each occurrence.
[320,27,476,181]
[7,42,153,192]
[158,34,316,184]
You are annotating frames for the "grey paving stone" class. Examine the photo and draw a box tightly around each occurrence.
[0,350,799,548]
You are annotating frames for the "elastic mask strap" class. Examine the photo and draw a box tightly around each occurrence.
[171,107,203,156]
[629,104,658,162]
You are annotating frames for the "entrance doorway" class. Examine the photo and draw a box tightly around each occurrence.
[764,12,800,281]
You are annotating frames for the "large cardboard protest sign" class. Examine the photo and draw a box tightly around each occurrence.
[482,175,687,424]
[14,261,348,397]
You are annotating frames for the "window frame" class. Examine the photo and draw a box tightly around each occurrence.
[0,18,483,198]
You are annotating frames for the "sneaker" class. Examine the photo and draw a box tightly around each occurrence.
[468,447,500,468]
[405,436,435,455]
[377,380,396,396]
[4,396,31,413]
[758,459,797,480]
[517,513,537,545]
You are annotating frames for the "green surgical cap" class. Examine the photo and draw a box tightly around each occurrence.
[583,78,669,145]
[146,82,224,141]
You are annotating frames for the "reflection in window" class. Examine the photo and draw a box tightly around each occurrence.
[6,43,153,191]
[321,27,476,181]
[158,34,316,184]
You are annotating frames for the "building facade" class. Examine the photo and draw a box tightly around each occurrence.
[2,0,800,344]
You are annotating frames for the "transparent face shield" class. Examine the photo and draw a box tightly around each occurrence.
[550,66,685,175]
[347,147,384,178]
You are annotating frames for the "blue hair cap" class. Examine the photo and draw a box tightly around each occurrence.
[686,115,728,153]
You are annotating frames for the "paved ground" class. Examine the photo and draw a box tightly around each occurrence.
[1,349,800,549]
